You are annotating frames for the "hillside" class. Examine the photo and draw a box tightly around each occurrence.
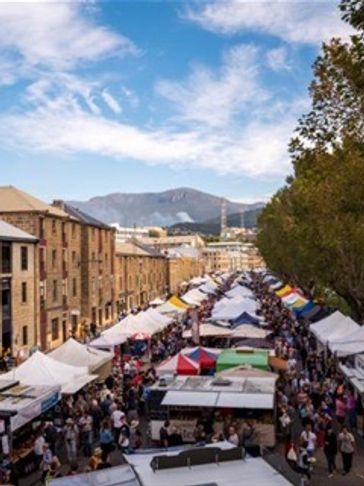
[68,187,264,227]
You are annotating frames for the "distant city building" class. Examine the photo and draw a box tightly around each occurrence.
[138,234,205,251]
[0,220,38,355]
[164,246,204,294]
[111,224,167,242]
[203,241,264,273]
[115,241,168,311]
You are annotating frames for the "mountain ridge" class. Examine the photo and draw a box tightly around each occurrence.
[68,187,265,227]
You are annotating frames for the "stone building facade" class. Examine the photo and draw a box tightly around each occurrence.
[115,241,168,312]
[0,187,82,350]
[165,247,204,294]
[0,220,38,355]
[58,203,116,330]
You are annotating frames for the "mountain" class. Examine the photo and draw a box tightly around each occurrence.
[169,208,264,235]
[68,188,265,227]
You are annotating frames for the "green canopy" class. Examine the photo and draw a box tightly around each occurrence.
[216,349,269,372]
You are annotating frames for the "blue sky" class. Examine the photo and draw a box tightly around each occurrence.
[0,0,351,203]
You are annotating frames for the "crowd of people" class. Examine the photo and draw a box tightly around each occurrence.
[5,272,362,485]
[250,273,359,481]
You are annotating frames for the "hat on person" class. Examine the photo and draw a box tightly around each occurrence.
[131,420,139,428]
[65,418,74,425]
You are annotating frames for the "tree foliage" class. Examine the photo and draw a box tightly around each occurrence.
[257,1,364,320]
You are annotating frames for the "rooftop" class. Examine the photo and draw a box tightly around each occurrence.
[62,202,111,230]
[116,241,164,258]
[0,220,37,243]
[0,186,69,218]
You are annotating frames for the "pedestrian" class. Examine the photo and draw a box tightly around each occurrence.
[300,423,317,458]
[335,395,346,425]
[159,420,169,449]
[324,425,337,478]
[33,430,45,468]
[99,421,114,454]
[63,418,79,463]
[41,443,53,485]
[297,440,311,483]
[338,425,355,475]
[79,412,93,457]
[110,405,124,446]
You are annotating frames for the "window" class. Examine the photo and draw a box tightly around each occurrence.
[39,218,45,239]
[52,250,57,269]
[21,282,27,303]
[52,280,57,301]
[72,223,76,238]
[72,251,77,266]
[72,278,77,297]
[51,318,59,340]
[22,325,28,345]
[52,219,57,234]
[1,242,11,273]
[21,246,28,271]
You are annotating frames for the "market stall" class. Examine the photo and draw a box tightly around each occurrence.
[148,374,276,446]
[0,380,60,478]
[1,351,96,394]
[49,338,113,379]
[216,349,270,372]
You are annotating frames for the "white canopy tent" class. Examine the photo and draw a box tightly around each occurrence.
[49,338,113,372]
[183,323,233,338]
[2,351,96,394]
[181,288,207,306]
[210,298,259,322]
[157,301,186,315]
[230,325,271,339]
[150,297,165,306]
[198,281,218,295]
[329,326,364,357]
[225,285,253,299]
[310,311,356,345]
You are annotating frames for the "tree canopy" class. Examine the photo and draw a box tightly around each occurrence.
[257,0,364,321]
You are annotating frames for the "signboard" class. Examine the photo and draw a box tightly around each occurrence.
[191,309,200,345]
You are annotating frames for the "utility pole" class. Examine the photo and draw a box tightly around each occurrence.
[220,198,227,239]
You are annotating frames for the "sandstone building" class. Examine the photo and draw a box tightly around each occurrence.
[0,220,38,355]
[115,241,168,312]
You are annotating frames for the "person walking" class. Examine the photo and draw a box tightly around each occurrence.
[324,425,337,477]
[63,418,79,464]
[338,426,355,475]
[99,421,114,454]
[300,424,317,458]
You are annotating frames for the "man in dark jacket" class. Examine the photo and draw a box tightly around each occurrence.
[324,425,337,477]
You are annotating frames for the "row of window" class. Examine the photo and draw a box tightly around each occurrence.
[1,244,29,274]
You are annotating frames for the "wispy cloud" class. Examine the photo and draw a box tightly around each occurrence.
[266,47,291,71]
[102,90,122,114]
[0,2,137,74]
[0,1,307,180]
[184,0,352,45]
[156,44,268,127]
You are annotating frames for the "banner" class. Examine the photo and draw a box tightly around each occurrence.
[191,309,200,345]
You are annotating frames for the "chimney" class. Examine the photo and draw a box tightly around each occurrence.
[53,200,65,211]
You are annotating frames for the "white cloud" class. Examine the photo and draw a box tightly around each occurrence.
[102,90,122,114]
[0,2,137,73]
[184,0,352,45]
[0,93,297,178]
[156,44,268,127]
[266,47,290,71]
